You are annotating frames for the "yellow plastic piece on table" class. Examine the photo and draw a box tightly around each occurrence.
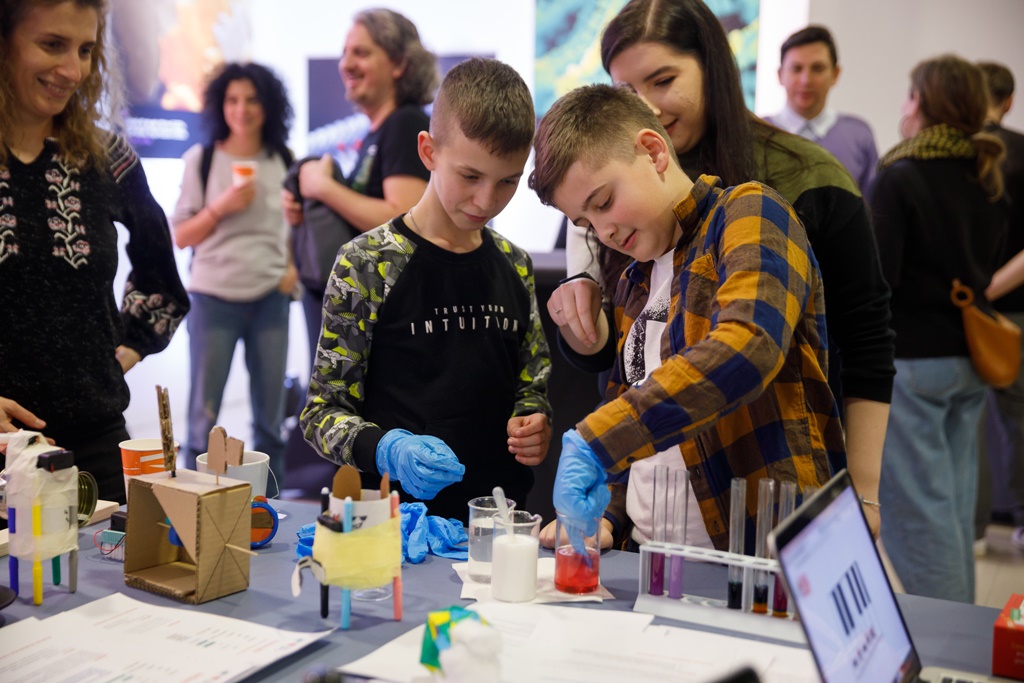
[420,606,487,671]
[313,516,401,590]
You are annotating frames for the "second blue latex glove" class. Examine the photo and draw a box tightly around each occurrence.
[376,429,465,500]
[552,429,611,538]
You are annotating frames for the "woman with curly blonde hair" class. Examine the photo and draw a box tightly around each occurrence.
[0,0,189,504]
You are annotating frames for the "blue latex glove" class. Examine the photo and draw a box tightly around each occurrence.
[400,503,431,564]
[553,430,611,542]
[295,522,316,559]
[426,514,469,560]
[398,502,469,563]
[376,429,465,500]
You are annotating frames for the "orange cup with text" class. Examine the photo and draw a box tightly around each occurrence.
[119,438,175,495]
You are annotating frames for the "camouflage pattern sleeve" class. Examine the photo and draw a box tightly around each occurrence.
[493,230,553,419]
[299,223,415,465]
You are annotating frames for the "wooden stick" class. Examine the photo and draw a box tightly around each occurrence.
[225,544,258,557]
[156,385,176,477]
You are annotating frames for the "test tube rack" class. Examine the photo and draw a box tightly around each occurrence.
[633,541,806,644]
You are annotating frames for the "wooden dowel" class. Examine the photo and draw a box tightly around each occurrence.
[225,544,258,557]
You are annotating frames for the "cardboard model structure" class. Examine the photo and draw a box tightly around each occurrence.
[124,467,252,604]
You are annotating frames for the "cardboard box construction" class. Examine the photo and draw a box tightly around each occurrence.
[124,469,251,604]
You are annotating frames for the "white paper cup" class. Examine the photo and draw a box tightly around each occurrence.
[329,490,391,530]
[231,160,257,187]
[196,450,269,498]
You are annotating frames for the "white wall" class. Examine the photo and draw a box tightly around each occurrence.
[756,0,1024,154]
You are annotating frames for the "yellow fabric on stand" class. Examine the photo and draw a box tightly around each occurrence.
[313,516,401,589]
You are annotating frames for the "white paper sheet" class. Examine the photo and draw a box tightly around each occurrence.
[0,594,332,683]
[341,601,653,682]
[453,559,614,603]
[341,601,821,683]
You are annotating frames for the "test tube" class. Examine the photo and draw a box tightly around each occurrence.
[772,481,797,618]
[648,465,668,596]
[802,485,819,507]
[727,477,746,609]
[752,478,775,614]
[667,469,688,599]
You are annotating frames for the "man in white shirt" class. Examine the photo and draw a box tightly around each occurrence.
[767,25,879,194]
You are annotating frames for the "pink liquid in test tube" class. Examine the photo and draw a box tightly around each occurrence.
[648,465,669,595]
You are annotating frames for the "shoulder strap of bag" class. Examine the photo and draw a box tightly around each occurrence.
[199,144,215,197]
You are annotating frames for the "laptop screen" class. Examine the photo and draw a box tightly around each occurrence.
[773,472,920,682]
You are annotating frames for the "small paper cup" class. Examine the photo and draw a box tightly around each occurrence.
[197,450,270,499]
[231,160,257,187]
[119,438,175,495]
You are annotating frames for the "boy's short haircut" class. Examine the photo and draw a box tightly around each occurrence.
[430,57,535,158]
[530,84,674,207]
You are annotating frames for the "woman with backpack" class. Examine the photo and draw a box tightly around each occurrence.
[172,62,295,486]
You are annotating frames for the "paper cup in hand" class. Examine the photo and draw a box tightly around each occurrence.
[119,438,176,495]
[231,160,257,187]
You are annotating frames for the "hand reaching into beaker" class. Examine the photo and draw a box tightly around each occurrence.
[539,516,613,549]
[551,429,611,540]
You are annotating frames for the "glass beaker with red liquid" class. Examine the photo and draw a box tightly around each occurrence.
[554,512,600,594]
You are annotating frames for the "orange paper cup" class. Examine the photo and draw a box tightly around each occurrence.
[231,161,257,187]
[119,438,176,494]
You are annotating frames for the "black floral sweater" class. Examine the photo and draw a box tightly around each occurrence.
[0,135,188,433]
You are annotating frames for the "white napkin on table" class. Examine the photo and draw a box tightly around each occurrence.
[453,559,614,603]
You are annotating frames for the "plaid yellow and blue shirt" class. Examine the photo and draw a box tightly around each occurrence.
[578,175,844,551]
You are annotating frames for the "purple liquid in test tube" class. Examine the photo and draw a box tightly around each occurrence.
[667,469,688,599]
[648,465,669,595]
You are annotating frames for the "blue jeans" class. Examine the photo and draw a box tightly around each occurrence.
[880,357,985,603]
[184,290,290,486]
[979,311,1024,529]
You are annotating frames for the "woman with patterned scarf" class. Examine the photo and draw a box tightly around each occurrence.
[871,54,1008,603]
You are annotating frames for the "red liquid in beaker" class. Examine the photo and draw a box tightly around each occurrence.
[554,546,600,594]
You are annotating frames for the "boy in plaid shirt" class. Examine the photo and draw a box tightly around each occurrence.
[531,85,843,551]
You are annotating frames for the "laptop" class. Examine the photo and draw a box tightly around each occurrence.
[769,469,1011,683]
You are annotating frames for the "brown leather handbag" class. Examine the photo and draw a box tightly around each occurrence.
[950,279,1021,388]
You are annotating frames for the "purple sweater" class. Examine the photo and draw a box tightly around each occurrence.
[768,106,879,195]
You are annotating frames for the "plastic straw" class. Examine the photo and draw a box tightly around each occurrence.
[341,497,353,629]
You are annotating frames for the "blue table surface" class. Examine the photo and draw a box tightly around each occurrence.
[1,500,1002,681]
